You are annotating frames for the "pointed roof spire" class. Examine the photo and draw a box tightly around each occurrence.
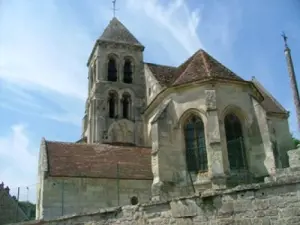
[99,17,143,47]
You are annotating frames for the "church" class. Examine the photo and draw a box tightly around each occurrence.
[36,17,293,220]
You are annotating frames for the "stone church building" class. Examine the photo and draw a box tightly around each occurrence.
[36,17,293,220]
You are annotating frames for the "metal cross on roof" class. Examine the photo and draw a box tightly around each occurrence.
[282,32,288,48]
[112,0,118,17]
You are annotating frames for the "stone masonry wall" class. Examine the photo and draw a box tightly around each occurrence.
[11,171,300,225]
[40,177,152,220]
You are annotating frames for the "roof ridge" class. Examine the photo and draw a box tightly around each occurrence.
[45,140,82,145]
[145,62,176,68]
[45,139,152,149]
[172,49,202,84]
[199,50,212,77]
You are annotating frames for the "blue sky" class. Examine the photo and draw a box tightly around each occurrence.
[0,0,299,202]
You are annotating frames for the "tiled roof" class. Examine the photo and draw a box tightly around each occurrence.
[251,78,288,114]
[146,49,243,87]
[99,17,143,46]
[146,63,177,86]
[45,141,152,180]
[146,50,286,115]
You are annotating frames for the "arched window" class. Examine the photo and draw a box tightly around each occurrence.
[107,58,117,81]
[123,59,133,83]
[224,113,247,170]
[108,92,118,118]
[184,115,207,172]
[121,93,131,119]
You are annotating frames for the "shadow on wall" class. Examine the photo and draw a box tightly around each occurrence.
[248,107,268,176]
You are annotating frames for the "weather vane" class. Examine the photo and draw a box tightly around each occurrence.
[112,0,118,17]
[282,32,288,48]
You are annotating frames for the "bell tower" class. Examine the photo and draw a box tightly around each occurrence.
[81,17,146,145]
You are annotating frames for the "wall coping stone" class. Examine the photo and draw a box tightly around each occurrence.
[8,207,122,225]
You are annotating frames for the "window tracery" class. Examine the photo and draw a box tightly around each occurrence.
[184,115,208,172]
[224,113,247,170]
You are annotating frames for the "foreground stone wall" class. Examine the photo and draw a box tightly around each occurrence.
[12,172,300,225]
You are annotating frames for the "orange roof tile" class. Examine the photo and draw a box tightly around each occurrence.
[146,49,243,87]
[45,141,152,180]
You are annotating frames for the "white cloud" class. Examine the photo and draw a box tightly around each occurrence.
[0,1,88,99]
[0,81,82,126]
[0,0,207,124]
[126,0,203,55]
[0,124,38,203]
[0,0,90,125]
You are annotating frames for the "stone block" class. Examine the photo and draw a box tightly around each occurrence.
[288,148,300,168]
[205,90,216,110]
[170,199,198,218]
[176,218,193,225]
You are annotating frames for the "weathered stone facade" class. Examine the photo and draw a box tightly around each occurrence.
[35,16,295,222]
[11,149,300,224]
[83,18,146,146]
[146,81,292,200]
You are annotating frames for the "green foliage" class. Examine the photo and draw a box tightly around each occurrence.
[18,201,36,220]
[292,134,300,148]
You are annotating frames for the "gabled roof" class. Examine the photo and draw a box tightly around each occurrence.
[146,63,177,86]
[99,17,143,47]
[44,140,152,180]
[251,77,288,115]
[146,49,244,87]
